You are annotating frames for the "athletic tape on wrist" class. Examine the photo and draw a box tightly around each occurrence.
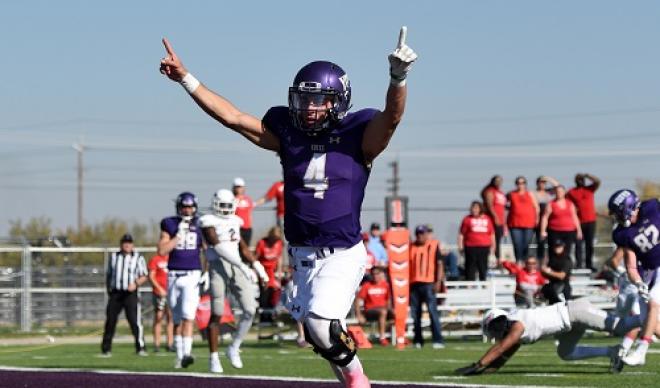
[180,73,200,94]
[390,75,407,87]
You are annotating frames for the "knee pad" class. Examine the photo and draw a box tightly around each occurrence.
[303,319,357,367]
[556,344,574,361]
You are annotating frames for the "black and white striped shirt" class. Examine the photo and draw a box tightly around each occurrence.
[107,251,148,291]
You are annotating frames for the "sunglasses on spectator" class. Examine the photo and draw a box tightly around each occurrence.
[516,181,527,185]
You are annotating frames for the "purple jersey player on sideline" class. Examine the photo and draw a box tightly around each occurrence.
[609,189,660,366]
[159,27,417,388]
[157,192,205,370]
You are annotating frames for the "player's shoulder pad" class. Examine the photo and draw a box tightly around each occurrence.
[262,106,289,137]
[343,108,379,126]
[160,216,178,232]
[199,214,220,228]
[641,198,660,215]
[232,214,244,227]
[612,226,628,247]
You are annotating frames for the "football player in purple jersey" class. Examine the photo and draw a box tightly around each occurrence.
[160,27,417,387]
[157,192,206,369]
[609,189,660,366]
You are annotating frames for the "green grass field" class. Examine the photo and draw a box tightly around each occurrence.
[0,337,657,387]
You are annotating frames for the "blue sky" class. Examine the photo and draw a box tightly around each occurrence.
[1,1,659,242]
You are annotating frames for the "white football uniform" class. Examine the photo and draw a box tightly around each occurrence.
[509,303,571,344]
[286,242,367,321]
[199,214,257,317]
[616,267,642,317]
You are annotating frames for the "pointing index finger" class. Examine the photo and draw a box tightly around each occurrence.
[162,38,175,56]
[397,26,407,49]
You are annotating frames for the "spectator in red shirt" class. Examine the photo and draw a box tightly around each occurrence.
[354,266,392,346]
[506,176,539,263]
[481,175,506,259]
[540,185,583,262]
[255,226,284,321]
[458,201,495,281]
[567,173,601,271]
[499,256,546,308]
[148,254,174,353]
[255,180,285,228]
[232,177,255,245]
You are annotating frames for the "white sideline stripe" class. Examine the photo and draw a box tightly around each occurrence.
[0,365,594,388]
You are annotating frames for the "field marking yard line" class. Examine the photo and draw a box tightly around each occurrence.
[0,365,594,388]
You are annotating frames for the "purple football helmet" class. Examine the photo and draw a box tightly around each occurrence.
[608,189,640,227]
[288,61,352,134]
[175,191,198,217]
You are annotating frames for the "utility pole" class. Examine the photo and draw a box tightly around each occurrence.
[72,142,84,233]
[387,160,400,197]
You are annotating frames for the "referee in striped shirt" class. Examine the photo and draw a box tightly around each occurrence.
[101,233,148,357]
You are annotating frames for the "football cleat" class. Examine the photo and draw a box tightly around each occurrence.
[609,346,625,374]
[173,358,182,369]
[181,354,195,368]
[226,346,243,369]
[622,347,646,366]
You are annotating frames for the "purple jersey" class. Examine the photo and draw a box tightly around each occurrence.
[160,215,203,270]
[613,199,660,270]
[263,106,378,248]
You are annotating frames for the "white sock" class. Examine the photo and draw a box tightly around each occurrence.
[210,351,219,360]
[174,335,183,360]
[621,336,635,352]
[232,315,254,350]
[183,336,193,356]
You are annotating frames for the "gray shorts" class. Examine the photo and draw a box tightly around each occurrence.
[209,259,258,317]
[152,294,168,311]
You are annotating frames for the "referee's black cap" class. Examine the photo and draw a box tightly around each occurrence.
[120,233,134,243]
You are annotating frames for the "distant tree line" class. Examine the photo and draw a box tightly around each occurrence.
[8,217,160,247]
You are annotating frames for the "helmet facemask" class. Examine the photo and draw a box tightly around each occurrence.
[212,189,236,218]
[288,85,341,135]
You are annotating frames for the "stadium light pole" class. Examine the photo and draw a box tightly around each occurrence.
[72,141,84,233]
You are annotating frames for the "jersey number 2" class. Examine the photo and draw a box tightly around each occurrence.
[634,224,659,253]
[303,153,329,199]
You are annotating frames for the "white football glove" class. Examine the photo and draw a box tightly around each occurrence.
[252,261,270,283]
[388,26,418,87]
[199,271,210,292]
[636,281,650,301]
[239,263,258,283]
[176,219,190,240]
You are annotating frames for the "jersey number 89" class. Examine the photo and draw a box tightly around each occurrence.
[175,232,198,250]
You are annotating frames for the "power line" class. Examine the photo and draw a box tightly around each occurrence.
[405,106,660,126]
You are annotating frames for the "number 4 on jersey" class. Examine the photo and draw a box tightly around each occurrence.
[304,153,329,199]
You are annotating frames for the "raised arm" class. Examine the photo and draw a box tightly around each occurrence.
[362,27,418,164]
[586,173,601,191]
[159,38,279,152]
